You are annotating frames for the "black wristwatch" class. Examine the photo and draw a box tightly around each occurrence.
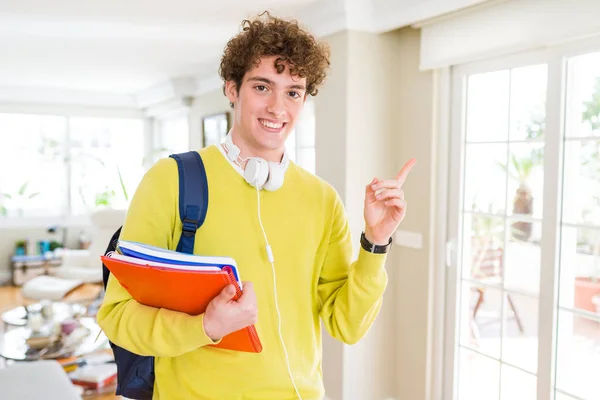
[360,232,393,254]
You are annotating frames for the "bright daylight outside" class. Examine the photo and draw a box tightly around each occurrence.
[0,117,147,219]
[456,51,600,400]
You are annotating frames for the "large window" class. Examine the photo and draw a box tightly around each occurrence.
[0,114,145,218]
[446,43,600,400]
[285,98,316,174]
[157,116,190,155]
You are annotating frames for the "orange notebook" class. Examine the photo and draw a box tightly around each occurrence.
[101,256,262,353]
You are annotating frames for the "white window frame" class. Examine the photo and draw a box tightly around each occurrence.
[440,34,600,400]
[0,107,148,228]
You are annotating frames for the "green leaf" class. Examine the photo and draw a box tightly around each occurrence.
[117,165,129,202]
[18,182,29,196]
[582,77,600,131]
[95,188,115,207]
[3,193,12,199]
[28,192,40,199]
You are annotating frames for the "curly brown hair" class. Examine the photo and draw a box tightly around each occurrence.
[219,11,330,105]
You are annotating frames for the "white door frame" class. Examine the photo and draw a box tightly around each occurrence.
[439,33,600,400]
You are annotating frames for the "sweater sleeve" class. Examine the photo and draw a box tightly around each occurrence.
[96,157,219,357]
[317,192,388,345]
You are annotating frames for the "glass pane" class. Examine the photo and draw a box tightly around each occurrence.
[458,347,500,400]
[69,117,145,214]
[559,227,600,314]
[159,117,189,153]
[500,364,537,400]
[505,222,541,295]
[285,130,297,162]
[459,282,502,359]
[509,64,548,141]
[562,140,600,226]
[466,70,510,142]
[296,98,315,147]
[506,143,544,220]
[464,144,508,214]
[0,113,67,217]
[566,51,600,138]
[462,214,505,282]
[555,310,600,400]
[555,392,583,400]
[502,293,539,374]
[297,148,315,175]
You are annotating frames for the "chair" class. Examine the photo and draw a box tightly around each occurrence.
[53,209,126,283]
[20,209,125,302]
[470,244,524,337]
[20,275,84,302]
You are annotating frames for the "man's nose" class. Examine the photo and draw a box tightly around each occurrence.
[267,92,285,117]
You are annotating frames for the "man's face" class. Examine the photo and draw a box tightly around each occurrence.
[225,55,307,156]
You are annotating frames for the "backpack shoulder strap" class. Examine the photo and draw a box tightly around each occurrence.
[169,151,209,254]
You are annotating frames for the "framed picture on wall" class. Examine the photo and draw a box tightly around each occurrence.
[202,112,231,147]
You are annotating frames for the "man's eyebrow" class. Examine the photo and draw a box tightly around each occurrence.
[288,83,306,91]
[247,76,306,91]
[247,76,272,85]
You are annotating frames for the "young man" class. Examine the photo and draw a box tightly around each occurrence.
[97,12,415,400]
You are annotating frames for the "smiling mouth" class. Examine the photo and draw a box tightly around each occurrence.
[259,119,286,130]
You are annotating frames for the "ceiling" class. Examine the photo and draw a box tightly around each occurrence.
[0,0,318,94]
[0,0,490,104]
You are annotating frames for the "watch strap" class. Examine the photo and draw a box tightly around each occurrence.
[360,232,392,254]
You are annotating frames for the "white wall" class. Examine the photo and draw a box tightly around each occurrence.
[419,0,600,69]
[371,0,490,33]
[343,30,398,400]
[314,30,348,400]
[386,27,436,400]
[189,88,231,150]
[315,27,437,400]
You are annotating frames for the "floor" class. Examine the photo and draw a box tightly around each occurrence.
[459,290,600,400]
[0,284,120,400]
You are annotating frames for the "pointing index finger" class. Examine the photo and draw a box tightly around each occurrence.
[396,158,416,186]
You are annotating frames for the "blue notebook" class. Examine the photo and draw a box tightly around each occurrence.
[116,240,242,289]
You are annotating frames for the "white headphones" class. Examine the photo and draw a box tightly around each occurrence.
[223,133,289,191]
[222,132,301,399]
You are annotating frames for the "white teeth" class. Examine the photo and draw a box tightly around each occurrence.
[260,119,283,129]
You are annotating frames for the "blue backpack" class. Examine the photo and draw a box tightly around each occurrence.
[101,151,209,399]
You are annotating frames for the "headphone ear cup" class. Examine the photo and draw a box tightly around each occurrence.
[263,162,284,191]
[244,158,269,189]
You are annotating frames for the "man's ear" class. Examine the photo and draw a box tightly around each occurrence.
[225,81,238,105]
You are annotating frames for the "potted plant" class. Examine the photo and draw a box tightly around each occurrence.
[506,154,536,241]
[15,240,26,256]
[49,240,63,252]
[498,113,545,241]
[2,181,40,216]
[574,237,600,313]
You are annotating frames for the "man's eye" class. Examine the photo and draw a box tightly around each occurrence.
[255,85,267,92]
[289,91,300,98]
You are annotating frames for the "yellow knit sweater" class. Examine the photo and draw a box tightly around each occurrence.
[97,145,388,400]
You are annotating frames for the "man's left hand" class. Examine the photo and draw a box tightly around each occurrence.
[363,158,417,245]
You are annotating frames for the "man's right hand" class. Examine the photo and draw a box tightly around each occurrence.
[203,282,258,342]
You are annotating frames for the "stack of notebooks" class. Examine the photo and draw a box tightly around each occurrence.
[101,240,262,353]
